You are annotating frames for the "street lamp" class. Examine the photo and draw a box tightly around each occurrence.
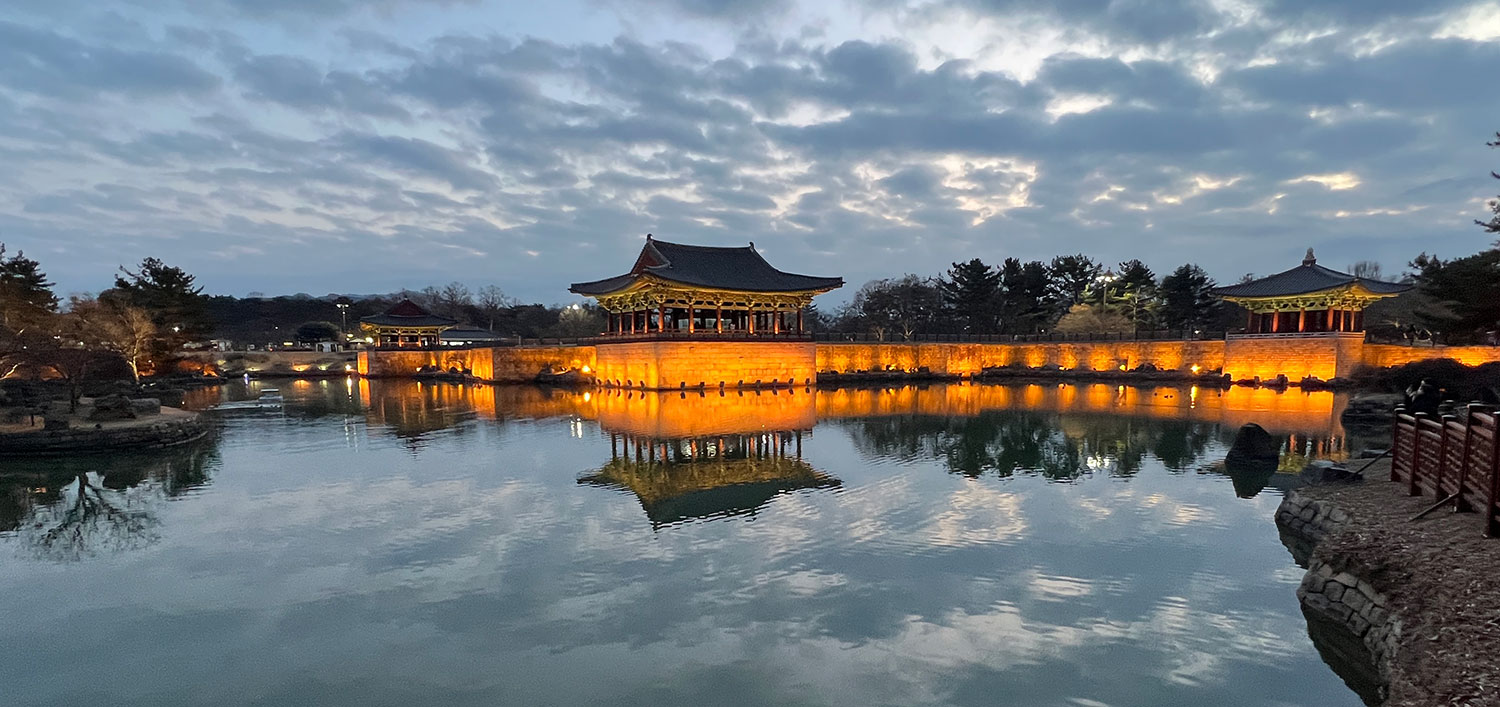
[336,301,350,334]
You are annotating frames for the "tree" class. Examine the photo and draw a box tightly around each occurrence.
[1349,261,1387,281]
[939,258,1001,333]
[849,275,943,340]
[435,282,473,321]
[476,285,516,331]
[1111,259,1159,333]
[108,257,209,352]
[0,243,59,342]
[1479,132,1500,237]
[997,258,1053,334]
[545,303,606,338]
[1409,251,1500,342]
[1158,264,1222,332]
[1053,304,1133,335]
[1046,254,1102,309]
[294,321,341,343]
[68,296,158,383]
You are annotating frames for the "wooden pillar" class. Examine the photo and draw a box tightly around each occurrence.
[1297,308,1306,333]
[797,308,804,335]
[1270,310,1280,333]
[1246,310,1255,333]
[748,306,756,334]
[1326,307,1334,332]
[658,303,666,333]
[688,304,695,333]
[773,304,782,334]
[716,304,723,333]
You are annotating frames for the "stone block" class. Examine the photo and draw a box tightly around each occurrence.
[1323,581,1345,602]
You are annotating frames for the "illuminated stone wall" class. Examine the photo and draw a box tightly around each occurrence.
[1361,343,1500,369]
[589,387,815,437]
[592,340,817,390]
[815,340,1226,376]
[360,337,1500,387]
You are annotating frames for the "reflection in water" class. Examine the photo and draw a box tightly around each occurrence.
[0,379,1373,706]
[0,439,219,560]
[581,431,840,527]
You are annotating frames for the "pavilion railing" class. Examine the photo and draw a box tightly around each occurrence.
[1390,405,1500,537]
[589,331,814,343]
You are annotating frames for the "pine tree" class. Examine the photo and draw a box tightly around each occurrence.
[1046,254,1102,309]
[1158,264,1221,332]
[1111,259,1159,333]
[107,257,210,354]
[0,243,59,337]
[998,258,1053,334]
[939,258,1000,333]
[1479,132,1500,238]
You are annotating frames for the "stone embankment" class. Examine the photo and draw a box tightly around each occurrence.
[1276,461,1500,706]
[0,407,207,455]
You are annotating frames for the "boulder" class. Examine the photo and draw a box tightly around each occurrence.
[129,398,162,415]
[1227,423,1281,463]
[88,394,138,421]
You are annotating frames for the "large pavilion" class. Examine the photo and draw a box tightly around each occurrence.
[569,235,843,339]
[360,299,457,348]
[1213,249,1411,334]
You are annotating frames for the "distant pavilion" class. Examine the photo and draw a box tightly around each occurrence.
[569,235,843,339]
[1213,249,1410,334]
[360,299,457,348]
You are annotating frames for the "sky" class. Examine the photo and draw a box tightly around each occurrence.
[1,0,1498,304]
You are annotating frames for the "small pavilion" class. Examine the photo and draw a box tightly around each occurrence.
[360,299,457,348]
[569,235,843,338]
[1213,249,1410,334]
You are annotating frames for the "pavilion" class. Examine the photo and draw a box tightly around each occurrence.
[1213,249,1410,335]
[569,235,843,339]
[359,299,457,348]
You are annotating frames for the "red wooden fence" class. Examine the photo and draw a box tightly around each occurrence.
[1390,404,1500,537]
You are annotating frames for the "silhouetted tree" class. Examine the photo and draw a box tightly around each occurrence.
[1409,251,1500,342]
[1047,254,1102,309]
[1158,264,1222,332]
[1479,131,1500,237]
[848,275,943,340]
[939,258,1001,333]
[998,258,1053,334]
[107,257,209,357]
[294,321,341,343]
[0,243,58,343]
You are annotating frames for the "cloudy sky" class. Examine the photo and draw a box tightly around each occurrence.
[1,0,1497,303]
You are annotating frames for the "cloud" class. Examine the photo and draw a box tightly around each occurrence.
[0,0,1496,301]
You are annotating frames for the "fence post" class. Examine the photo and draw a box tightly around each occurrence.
[1390,406,1405,482]
[1410,412,1428,496]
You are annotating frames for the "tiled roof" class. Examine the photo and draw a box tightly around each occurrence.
[1212,250,1411,298]
[359,298,458,328]
[570,236,844,296]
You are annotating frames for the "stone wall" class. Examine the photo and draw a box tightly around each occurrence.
[1276,491,1400,701]
[1362,343,1500,369]
[814,340,1226,376]
[1220,334,1366,382]
[593,340,817,390]
[0,415,208,455]
[359,337,1500,388]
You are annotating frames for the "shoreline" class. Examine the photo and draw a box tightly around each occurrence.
[1275,459,1500,706]
[0,407,209,456]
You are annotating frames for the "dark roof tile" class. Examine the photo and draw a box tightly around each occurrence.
[570,237,843,296]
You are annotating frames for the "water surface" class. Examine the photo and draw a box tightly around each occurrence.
[0,380,1363,706]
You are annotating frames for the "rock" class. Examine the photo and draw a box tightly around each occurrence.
[1301,460,1362,484]
[129,398,161,415]
[88,394,138,421]
[1226,423,1281,462]
[43,414,70,431]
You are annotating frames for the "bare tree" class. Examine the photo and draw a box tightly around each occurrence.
[1349,261,1386,282]
[68,295,157,382]
[476,285,516,331]
[26,472,159,561]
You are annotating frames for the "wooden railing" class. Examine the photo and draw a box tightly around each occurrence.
[1390,405,1500,537]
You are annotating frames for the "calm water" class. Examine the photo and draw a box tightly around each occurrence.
[0,380,1366,706]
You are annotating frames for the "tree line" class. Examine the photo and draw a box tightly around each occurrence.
[823,256,1233,340]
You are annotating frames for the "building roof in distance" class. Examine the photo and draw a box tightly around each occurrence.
[570,235,844,296]
[1211,249,1412,299]
[359,298,459,328]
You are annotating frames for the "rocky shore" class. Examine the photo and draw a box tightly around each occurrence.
[1276,460,1500,706]
[0,401,208,456]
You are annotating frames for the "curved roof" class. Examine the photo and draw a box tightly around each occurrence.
[1211,249,1411,299]
[570,236,844,296]
[359,298,458,328]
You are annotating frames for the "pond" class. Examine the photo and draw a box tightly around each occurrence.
[0,380,1370,706]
